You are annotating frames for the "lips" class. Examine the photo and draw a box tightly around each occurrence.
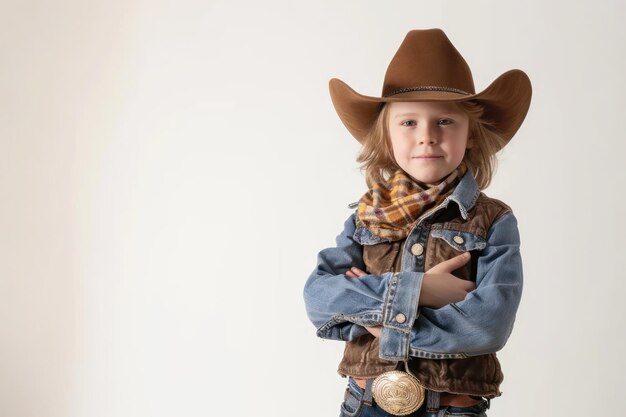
[413,155,442,159]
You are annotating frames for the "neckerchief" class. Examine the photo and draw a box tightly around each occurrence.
[356,163,467,241]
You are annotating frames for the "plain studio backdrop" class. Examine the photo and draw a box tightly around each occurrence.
[1,1,625,416]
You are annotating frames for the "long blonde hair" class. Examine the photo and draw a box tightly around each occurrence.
[356,100,506,190]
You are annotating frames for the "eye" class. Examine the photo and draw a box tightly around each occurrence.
[401,120,417,127]
[438,119,453,126]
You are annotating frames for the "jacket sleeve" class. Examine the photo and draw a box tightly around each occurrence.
[394,211,523,360]
[303,213,425,343]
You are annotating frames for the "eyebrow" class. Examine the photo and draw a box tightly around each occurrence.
[393,113,414,119]
[393,112,458,119]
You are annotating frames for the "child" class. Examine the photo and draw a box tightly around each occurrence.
[303,29,531,417]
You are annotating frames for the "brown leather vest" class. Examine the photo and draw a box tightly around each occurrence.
[337,193,512,398]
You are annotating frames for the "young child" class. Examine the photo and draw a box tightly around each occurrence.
[303,29,531,417]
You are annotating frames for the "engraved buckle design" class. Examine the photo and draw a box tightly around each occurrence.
[372,370,425,416]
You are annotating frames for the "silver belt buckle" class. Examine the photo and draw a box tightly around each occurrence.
[372,370,425,415]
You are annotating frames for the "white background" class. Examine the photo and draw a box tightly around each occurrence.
[1,1,625,416]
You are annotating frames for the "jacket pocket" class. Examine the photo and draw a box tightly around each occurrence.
[430,229,487,252]
[425,227,487,280]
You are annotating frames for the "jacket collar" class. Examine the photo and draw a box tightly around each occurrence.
[445,170,481,220]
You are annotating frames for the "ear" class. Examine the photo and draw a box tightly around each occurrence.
[466,136,475,149]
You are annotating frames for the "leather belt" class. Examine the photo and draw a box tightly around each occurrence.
[352,371,488,416]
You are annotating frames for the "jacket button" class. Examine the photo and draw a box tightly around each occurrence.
[410,243,424,256]
[395,313,406,324]
[453,235,465,244]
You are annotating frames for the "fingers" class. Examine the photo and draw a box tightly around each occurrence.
[364,325,381,338]
[428,252,471,273]
[420,272,476,308]
[454,279,475,294]
[346,266,367,278]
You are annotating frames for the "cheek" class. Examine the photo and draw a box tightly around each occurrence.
[450,132,469,156]
[441,141,468,162]
[451,138,467,153]
[391,140,410,160]
[389,132,409,155]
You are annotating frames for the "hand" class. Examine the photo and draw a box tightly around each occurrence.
[345,267,382,337]
[344,253,476,334]
[363,326,381,338]
[345,266,367,278]
[420,252,475,309]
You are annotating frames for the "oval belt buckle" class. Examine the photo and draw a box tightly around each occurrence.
[372,370,425,416]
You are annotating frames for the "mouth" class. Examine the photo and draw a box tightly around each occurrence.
[413,155,443,160]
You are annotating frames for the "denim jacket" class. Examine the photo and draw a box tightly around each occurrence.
[303,171,523,394]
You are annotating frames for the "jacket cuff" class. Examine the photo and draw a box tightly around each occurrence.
[379,271,423,360]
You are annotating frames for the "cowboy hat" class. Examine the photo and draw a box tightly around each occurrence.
[329,29,532,148]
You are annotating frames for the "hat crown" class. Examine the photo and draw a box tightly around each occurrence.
[382,29,476,97]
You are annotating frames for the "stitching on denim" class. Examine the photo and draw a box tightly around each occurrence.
[408,348,467,359]
[381,272,396,325]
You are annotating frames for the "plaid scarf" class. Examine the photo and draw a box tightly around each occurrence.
[356,164,467,241]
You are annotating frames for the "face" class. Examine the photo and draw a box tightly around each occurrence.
[387,101,471,185]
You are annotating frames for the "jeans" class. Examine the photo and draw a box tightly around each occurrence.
[340,378,489,417]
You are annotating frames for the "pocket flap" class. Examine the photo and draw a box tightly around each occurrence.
[430,229,487,252]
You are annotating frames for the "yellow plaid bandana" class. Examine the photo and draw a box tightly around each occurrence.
[356,164,467,241]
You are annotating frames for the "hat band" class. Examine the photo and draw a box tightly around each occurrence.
[384,85,471,97]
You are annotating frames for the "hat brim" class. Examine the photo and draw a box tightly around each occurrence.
[329,69,532,148]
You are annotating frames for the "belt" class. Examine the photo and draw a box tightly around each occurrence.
[350,376,490,416]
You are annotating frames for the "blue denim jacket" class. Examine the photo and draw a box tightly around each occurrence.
[303,172,523,361]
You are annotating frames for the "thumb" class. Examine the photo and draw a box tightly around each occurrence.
[428,252,471,273]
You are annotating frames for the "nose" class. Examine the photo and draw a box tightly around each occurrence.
[417,124,438,145]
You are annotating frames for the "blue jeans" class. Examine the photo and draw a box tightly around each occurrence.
[340,378,489,417]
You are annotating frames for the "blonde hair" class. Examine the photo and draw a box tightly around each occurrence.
[356,100,507,190]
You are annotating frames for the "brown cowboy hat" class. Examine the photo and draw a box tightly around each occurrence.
[329,28,532,148]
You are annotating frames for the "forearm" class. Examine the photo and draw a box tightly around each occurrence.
[406,212,523,357]
[304,213,426,343]
[305,268,424,341]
